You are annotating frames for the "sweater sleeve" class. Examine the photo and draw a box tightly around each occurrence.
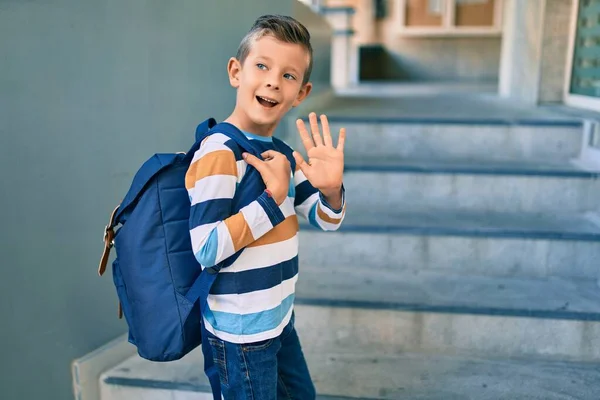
[185,134,286,269]
[292,166,346,231]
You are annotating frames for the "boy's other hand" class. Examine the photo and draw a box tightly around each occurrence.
[243,150,291,205]
[294,113,345,203]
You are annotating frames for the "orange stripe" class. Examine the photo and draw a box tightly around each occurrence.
[225,213,255,252]
[248,216,299,248]
[317,203,345,225]
[185,150,237,190]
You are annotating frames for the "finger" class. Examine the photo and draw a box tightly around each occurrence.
[261,150,281,160]
[292,151,309,174]
[296,118,314,151]
[242,152,265,172]
[336,127,346,152]
[309,112,323,146]
[320,114,333,147]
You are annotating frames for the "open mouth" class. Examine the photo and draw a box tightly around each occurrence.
[256,96,279,108]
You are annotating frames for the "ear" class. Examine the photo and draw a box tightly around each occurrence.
[227,57,242,88]
[292,82,312,108]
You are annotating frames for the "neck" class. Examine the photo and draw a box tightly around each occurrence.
[224,107,277,137]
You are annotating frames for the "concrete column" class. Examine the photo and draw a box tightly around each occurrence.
[499,0,546,105]
[322,7,357,90]
[354,0,377,44]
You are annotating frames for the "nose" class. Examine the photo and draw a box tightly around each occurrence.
[265,72,281,90]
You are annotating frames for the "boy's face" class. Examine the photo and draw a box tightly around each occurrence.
[228,35,312,134]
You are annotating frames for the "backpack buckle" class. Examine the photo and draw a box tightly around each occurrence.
[103,225,115,248]
[98,205,119,276]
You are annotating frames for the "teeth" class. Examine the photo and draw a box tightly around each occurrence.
[259,96,277,104]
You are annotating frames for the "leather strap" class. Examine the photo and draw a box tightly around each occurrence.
[98,205,120,276]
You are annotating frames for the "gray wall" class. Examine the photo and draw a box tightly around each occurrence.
[292,1,332,92]
[0,0,291,399]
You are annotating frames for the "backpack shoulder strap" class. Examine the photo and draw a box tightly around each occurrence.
[199,122,263,157]
[113,118,219,227]
[113,153,182,224]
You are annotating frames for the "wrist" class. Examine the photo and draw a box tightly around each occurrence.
[265,188,286,206]
[320,186,342,200]
[320,186,343,210]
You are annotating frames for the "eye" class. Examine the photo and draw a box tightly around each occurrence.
[257,63,267,70]
[284,73,297,81]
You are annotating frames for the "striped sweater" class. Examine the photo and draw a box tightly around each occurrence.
[185,130,346,344]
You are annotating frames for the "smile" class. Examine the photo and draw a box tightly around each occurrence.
[256,96,279,108]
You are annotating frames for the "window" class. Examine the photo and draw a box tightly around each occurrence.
[397,0,503,36]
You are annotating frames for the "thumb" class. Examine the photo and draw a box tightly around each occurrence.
[293,151,309,173]
[243,152,264,171]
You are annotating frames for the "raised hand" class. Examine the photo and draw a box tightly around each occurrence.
[243,150,291,205]
[293,113,345,202]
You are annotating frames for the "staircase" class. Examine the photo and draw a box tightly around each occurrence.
[93,93,600,399]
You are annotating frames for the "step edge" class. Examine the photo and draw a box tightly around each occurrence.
[299,224,600,242]
[102,376,380,400]
[294,298,600,322]
[302,116,584,127]
[343,164,600,178]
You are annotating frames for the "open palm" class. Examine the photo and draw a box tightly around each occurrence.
[293,113,346,194]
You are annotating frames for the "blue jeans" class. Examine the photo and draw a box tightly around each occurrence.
[205,314,316,400]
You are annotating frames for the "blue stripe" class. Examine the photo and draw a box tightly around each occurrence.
[189,199,233,229]
[294,180,317,207]
[308,203,319,228]
[287,179,295,198]
[205,294,295,335]
[223,138,243,160]
[256,191,285,226]
[211,257,298,295]
[194,228,218,267]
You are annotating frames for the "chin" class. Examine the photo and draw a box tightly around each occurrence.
[249,115,279,128]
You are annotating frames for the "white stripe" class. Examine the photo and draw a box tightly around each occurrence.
[294,169,308,185]
[314,218,342,232]
[317,199,345,219]
[191,133,233,164]
[189,175,237,206]
[295,192,319,220]
[242,200,274,240]
[189,222,219,254]
[203,306,293,344]
[279,197,295,218]
[223,235,299,273]
[214,223,235,266]
[236,160,247,183]
[208,275,298,314]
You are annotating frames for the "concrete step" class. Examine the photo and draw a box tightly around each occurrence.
[98,350,380,400]
[100,347,600,400]
[299,210,600,279]
[288,117,584,162]
[289,93,585,162]
[343,157,600,214]
[294,265,600,362]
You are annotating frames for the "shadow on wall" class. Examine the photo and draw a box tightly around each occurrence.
[293,0,332,93]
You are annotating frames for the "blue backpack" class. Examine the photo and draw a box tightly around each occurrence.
[98,118,261,399]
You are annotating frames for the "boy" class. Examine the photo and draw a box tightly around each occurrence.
[185,15,346,399]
